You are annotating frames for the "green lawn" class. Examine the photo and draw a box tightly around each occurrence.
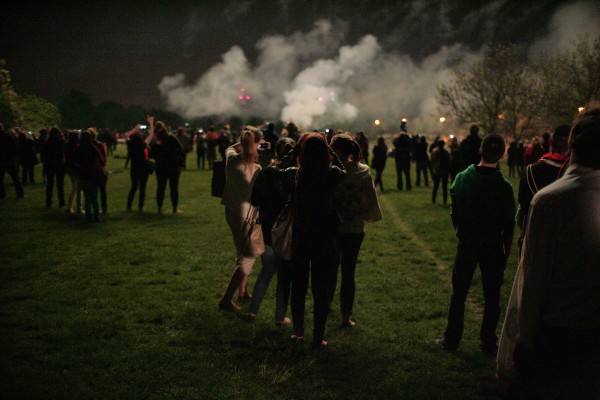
[0,144,520,399]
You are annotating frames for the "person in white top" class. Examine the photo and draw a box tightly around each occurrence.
[218,126,263,313]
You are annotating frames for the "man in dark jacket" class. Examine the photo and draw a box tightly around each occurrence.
[437,133,515,355]
[459,124,482,170]
[0,123,25,199]
[392,132,412,190]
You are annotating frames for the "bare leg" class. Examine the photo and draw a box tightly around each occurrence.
[219,267,245,312]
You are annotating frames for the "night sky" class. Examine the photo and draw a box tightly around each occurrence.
[2,0,598,129]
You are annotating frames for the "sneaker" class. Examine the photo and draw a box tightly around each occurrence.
[435,338,458,352]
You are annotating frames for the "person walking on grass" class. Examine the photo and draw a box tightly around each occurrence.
[437,133,515,356]
[218,126,263,313]
[279,133,345,347]
[246,137,296,326]
[330,133,382,327]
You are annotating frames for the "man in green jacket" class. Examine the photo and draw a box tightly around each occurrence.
[437,133,515,356]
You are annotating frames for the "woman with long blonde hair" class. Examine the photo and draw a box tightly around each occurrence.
[218,126,263,312]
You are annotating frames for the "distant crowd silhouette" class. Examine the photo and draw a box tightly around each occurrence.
[1,102,599,399]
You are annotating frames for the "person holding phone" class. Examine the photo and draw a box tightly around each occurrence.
[123,116,154,212]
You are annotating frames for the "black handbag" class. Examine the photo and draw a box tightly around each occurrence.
[144,160,155,175]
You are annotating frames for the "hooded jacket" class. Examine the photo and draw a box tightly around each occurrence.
[450,164,515,246]
[335,162,382,233]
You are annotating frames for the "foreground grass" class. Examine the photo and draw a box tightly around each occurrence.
[0,145,520,399]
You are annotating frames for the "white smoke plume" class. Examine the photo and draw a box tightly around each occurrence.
[159,1,599,133]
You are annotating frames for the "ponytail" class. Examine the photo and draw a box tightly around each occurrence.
[240,125,261,165]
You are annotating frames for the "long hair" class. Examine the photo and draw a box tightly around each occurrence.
[47,126,64,143]
[240,125,261,165]
[298,133,331,174]
[155,121,169,142]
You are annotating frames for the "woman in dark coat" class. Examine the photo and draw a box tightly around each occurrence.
[17,129,37,184]
[42,126,66,208]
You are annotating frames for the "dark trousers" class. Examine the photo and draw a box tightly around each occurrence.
[127,170,149,211]
[0,163,24,199]
[444,243,505,348]
[432,174,448,204]
[80,179,99,221]
[196,151,205,169]
[99,176,107,213]
[156,170,181,212]
[415,160,429,186]
[333,232,365,316]
[374,169,384,191]
[506,326,600,400]
[291,240,337,344]
[20,162,35,183]
[395,158,411,190]
[45,167,65,207]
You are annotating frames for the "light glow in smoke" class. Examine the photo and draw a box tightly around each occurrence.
[158,1,599,131]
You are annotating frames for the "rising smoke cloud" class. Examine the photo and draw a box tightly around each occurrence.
[159,1,599,133]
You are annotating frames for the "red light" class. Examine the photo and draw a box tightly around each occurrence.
[245,95,251,100]
[238,96,244,100]
[241,88,246,92]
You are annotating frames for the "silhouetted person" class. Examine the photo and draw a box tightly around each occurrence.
[0,123,25,199]
[371,137,388,191]
[42,126,66,208]
[507,141,519,178]
[459,123,482,170]
[17,129,36,184]
[414,136,430,186]
[524,137,544,166]
[430,140,450,205]
[437,134,515,356]
[392,132,412,190]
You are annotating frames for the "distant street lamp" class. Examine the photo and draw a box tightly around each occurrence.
[374,119,381,126]
[579,106,585,113]
[439,117,446,124]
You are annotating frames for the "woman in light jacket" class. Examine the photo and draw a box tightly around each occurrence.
[330,133,382,327]
[218,126,263,312]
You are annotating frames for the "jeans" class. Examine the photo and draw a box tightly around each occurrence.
[45,166,66,207]
[80,179,99,221]
[156,170,181,211]
[333,232,365,316]
[20,162,35,183]
[127,169,149,211]
[374,169,384,191]
[395,158,411,190]
[249,245,291,322]
[415,160,429,186]
[291,240,337,344]
[444,242,505,348]
[67,174,82,212]
[0,163,24,199]
[432,174,448,204]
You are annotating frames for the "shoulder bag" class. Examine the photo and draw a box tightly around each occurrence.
[241,205,265,258]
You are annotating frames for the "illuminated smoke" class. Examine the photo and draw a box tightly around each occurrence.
[159,1,599,132]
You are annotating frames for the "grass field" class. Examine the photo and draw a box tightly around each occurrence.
[0,144,521,399]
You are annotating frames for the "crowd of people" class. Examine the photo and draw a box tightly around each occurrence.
[1,102,599,398]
